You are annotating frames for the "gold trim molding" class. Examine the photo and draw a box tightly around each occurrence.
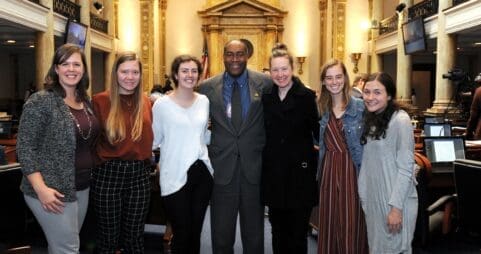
[140,0,154,92]
[333,0,346,60]
[198,0,287,75]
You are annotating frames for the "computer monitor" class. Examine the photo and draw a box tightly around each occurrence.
[424,117,444,124]
[424,123,452,137]
[424,136,465,163]
[0,121,13,138]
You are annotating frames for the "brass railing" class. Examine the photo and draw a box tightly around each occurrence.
[53,0,80,22]
[379,15,398,35]
[90,13,108,34]
[408,0,438,20]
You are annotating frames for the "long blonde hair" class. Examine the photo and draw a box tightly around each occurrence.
[106,52,145,144]
[317,59,351,115]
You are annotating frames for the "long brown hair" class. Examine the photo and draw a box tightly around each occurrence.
[44,43,90,102]
[317,59,351,115]
[106,52,145,144]
[360,72,400,144]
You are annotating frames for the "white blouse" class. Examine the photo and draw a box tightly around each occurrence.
[152,94,213,196]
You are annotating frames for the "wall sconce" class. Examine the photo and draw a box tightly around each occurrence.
[296,56,306,75]
[93,1,104,14]
[350,53,362,73]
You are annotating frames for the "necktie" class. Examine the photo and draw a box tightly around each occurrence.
[231,81,242,129]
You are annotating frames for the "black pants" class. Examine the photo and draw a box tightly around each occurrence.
[91,160,151,254]
[162,160,213,254]
[268,206,312,254]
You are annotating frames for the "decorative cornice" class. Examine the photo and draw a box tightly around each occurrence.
[199,0,287,17]
[0,0,49,31]
[444,0,481,34]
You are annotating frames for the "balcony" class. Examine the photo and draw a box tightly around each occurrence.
[90,13,108,34]
[53,0,80,22]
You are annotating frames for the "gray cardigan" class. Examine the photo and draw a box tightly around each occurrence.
[17,90,78,202]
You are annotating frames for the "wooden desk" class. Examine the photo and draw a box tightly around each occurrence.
[0,138,16,146]
[0,163,28,245]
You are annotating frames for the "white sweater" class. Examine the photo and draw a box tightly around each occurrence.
[152,94,213,196]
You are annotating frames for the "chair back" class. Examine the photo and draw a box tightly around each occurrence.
[6,246,31,254]
[453,159,481,234]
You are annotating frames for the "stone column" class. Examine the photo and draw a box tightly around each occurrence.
[79,0,91,95]
[103,0,116,90]
[35,0,55,90]
[427,0,456,114]
[396,0,412,104]
[207,26,222,75]
[369,0,382,73]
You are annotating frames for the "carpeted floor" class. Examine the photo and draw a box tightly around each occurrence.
[8,206,481,253]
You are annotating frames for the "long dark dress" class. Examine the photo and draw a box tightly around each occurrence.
[318,115,368,254]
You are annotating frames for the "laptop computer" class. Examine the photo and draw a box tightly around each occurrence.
[423,123,452,137]
[424,136,465,173]
[424,117,445,124]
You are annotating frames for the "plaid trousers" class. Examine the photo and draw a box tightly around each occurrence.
[91,160,151,254]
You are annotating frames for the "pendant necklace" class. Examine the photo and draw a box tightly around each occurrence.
[69,104,92,140]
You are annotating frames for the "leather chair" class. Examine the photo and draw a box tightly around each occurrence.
[413,152,456,247]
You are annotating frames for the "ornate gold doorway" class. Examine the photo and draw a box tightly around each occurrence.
[198,0,287,76]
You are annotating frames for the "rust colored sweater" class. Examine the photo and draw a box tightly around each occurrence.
[92,91,153,163]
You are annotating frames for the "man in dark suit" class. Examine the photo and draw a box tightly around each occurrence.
[199,39,271,254]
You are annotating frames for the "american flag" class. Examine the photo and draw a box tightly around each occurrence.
[201,34,209,80]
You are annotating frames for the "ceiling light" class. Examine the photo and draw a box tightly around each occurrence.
[6,40,16,44]
[474,42,481,46]
[29,45,35,48]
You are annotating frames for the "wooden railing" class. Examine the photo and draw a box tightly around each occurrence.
[379,15,398,35]
[90,13,108,34]
[53,0,80,22]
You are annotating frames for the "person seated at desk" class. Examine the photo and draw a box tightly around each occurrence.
[466,73,481,140]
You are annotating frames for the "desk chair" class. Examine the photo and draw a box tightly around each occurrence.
[413,152,456,247]
[453,159,481,237]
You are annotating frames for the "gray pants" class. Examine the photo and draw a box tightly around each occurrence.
[210,163,264,254]
[24,188,89,254]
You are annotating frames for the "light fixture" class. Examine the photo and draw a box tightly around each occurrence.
[296,56,306,75]
[350,53,362,73]
[6,40,16,44]
[93,1,104,14]
[395,3,407,14]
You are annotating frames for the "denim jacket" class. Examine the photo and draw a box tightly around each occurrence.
[317,96,364,180]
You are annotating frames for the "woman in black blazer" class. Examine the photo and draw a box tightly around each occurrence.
[262,43,320,254]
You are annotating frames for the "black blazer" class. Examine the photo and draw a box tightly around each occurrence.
[261,77,320,209]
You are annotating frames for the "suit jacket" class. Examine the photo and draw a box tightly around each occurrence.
[199,70,272,185]
[261,77,320,209]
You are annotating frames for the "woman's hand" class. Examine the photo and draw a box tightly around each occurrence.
[36,185,65,214]
[387,207,402,234]
[27,172,65,214]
